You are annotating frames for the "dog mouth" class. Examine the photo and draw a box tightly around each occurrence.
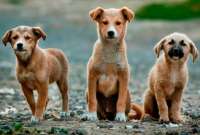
[168,48,184,60]
[14,49,27,53]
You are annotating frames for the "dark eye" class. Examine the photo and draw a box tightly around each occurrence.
[180,40,186,46]
[168,39,175,45]
[102,21,108,25]
[12,35,18,40]
[25,36,31,40]
[116,21,121,26]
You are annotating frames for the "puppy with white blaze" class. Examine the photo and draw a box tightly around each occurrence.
[85,7,143,122]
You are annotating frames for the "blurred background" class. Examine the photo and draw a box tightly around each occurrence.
[0,0,200,121]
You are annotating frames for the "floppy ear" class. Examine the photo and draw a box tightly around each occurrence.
[32,27,46,40]
[154,37,166,58]
[2,30,12,46]
[89,7,104,21]
[121,7,134,22]
[190,41,199,63]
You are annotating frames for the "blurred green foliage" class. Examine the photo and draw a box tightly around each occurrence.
[8,0,24,5]
[136,0,200,20]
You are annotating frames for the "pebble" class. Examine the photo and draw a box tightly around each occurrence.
[166,129,179,135]
[71,128,88,135]
[125,125,133,129]
[190,111,200,119]
[97,123,113,129]
[180,131,189,135]
[192,127,200,134]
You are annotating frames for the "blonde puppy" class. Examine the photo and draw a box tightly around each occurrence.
[2,26,69,123]
[86,7,143,122]
[144,32,199,123]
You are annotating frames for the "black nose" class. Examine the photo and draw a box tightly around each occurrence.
[17,43,23,50]
[173,48,179,55]
[107,31,114,38]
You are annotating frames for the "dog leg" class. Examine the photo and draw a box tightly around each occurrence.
[144,90,159,118]
[169,89,183,123]
[115,71,128,122]
[87,70,98,121]
[155,89,169,123]
[57,78,69,118]
[35,83,48,121]
[21,84,36,116]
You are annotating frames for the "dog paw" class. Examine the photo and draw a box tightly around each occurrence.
[85,112,98,121]
[159,117,169,124]
[115,112,127,122]
[171,116,184,124]
[60,111,70,119]
[31,116,39,124]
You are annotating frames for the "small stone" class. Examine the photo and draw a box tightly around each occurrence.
[70,111,76,117]
[192,127,200,134]
[180,131,189,135]
[97,123,113,129]
[190,111,200,119]
[76,110,84,115]
[73,128,87,135]
[125,125,133,129]
[166,130,179,135]
[166,123,179,128]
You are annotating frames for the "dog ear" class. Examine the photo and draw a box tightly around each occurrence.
[121,7,134,22]
[190,41,199,63]
[154,37,166,58]
[32,27,47,40]
[2,30,12,46]
[89,7,104,21]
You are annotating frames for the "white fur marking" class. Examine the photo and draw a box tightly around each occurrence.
[115,112,127,122]
[108,25,118,38]
[86,112,98,121]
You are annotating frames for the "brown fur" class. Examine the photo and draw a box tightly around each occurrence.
[86,7,143,121]
[2,26,69,121]
[144,32,199,123]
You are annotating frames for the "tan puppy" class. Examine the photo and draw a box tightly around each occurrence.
[86,7,143,121]
[2,26,69,123]
[144,32,199,123]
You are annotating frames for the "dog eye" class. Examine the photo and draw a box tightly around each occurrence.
[12,36,18,40]
[168,39,175,45]
[25,36,31,40]
[116,21,121,26]
[180,40,186,46]
[102,21,108,25]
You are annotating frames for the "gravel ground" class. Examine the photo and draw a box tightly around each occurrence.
[0,1,200,134]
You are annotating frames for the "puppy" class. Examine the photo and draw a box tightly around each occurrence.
[144,32,199,123]
[86,7,143,122]
[2,26,69,123]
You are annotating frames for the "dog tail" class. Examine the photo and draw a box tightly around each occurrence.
[128,103,144,120]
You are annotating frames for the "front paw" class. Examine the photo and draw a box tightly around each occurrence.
[159,116,169,124]
[171,115,183,123]
[85,112,98,121]
[115,112,127,122]
[31,116,39,124]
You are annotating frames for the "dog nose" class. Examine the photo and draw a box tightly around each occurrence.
[174,48,179,53]
[17,43,23,50]
[107,31,114,38]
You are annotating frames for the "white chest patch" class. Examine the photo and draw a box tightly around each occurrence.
[170,70,178,85]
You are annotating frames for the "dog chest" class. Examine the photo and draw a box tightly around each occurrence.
[98,74,118,97]
[17,71,36,83]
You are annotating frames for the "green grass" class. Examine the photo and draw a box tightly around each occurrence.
[136,0,200,21]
